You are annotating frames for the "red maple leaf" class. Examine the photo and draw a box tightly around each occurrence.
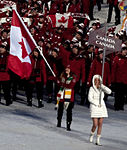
[19,38,28,59]
[58,16,67,23]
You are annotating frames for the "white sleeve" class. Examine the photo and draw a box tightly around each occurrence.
[88,87,97,106]
[101,84,112,95]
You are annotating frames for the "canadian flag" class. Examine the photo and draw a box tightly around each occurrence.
[8,9,36,79]
[49,13,73,28]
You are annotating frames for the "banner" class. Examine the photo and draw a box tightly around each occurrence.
[88,27,122,55]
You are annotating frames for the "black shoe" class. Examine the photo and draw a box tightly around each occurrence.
[67,127,71,131]
[115,21,120,26]
[27,99,32,106]
[38,103,44,108]
[38,99,44,108]
[57,121,61,127]
[67,122,71,131]
[47,97,52,103]
[6,100,11,106]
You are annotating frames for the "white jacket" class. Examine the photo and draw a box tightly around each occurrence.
[88,75,112,118]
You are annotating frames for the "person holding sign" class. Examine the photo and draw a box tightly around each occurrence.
[56,65,76,131]
[87,48,111,88]
[88,75,111,146]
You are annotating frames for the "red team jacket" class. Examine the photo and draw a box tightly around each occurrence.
[59,45,85,83]
[0,52,10,81]
[30,55,47,85]
[111,55,127,84]
[87,58,111,86]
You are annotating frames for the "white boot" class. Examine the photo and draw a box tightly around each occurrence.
[96,135,102,146]
[89,131,95,143]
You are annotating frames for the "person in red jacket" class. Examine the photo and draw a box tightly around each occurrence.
[25,48,47,108]
[81,0,90,14]
[56,65,77,131]
[67,0,81,13]
[0,45,11,106]
[107,0,120,25]
[36,0,59,15]
[59,44,86,104]
[47,0,60,14]
[87,49,111,103]
[87,48,111,87]
[46,47,64,103]
[60,0,71,13]
[111,45,127,110]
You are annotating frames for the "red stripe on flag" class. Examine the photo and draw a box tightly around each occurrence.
[8,55,32,79]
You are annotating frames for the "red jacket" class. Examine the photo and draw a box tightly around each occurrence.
[68,2,81,13]
[59,45,85,83]
[45,54,64,81]
[62,28,75,41]
[111,55,127,84]
[87,58,111,86]
[0,52,10,81]
[57,72,77,102]
[81,0,90,14]
[30,55,47,85]
[49,1,60,14]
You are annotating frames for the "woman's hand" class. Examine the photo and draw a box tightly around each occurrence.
[98,104,102,107]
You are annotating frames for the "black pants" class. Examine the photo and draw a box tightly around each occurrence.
[57,101,74,123]
[80,83,89,105]
[0,81,11,104]
[114,83,125,110]
[96,0,101,11]
[46,80,59,100]
[89,1,94,20]
[25,81,43,101]
[10,71,20,100]
[107,3,120,23]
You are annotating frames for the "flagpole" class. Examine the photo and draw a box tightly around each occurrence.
[14,9,56,77]
[99,23,107,105]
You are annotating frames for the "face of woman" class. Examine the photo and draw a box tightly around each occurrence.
[33,51,39,58]
[94,78,100,88]
[65,68,70,76]
[122,49,127,56]
[72,47,78,55]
